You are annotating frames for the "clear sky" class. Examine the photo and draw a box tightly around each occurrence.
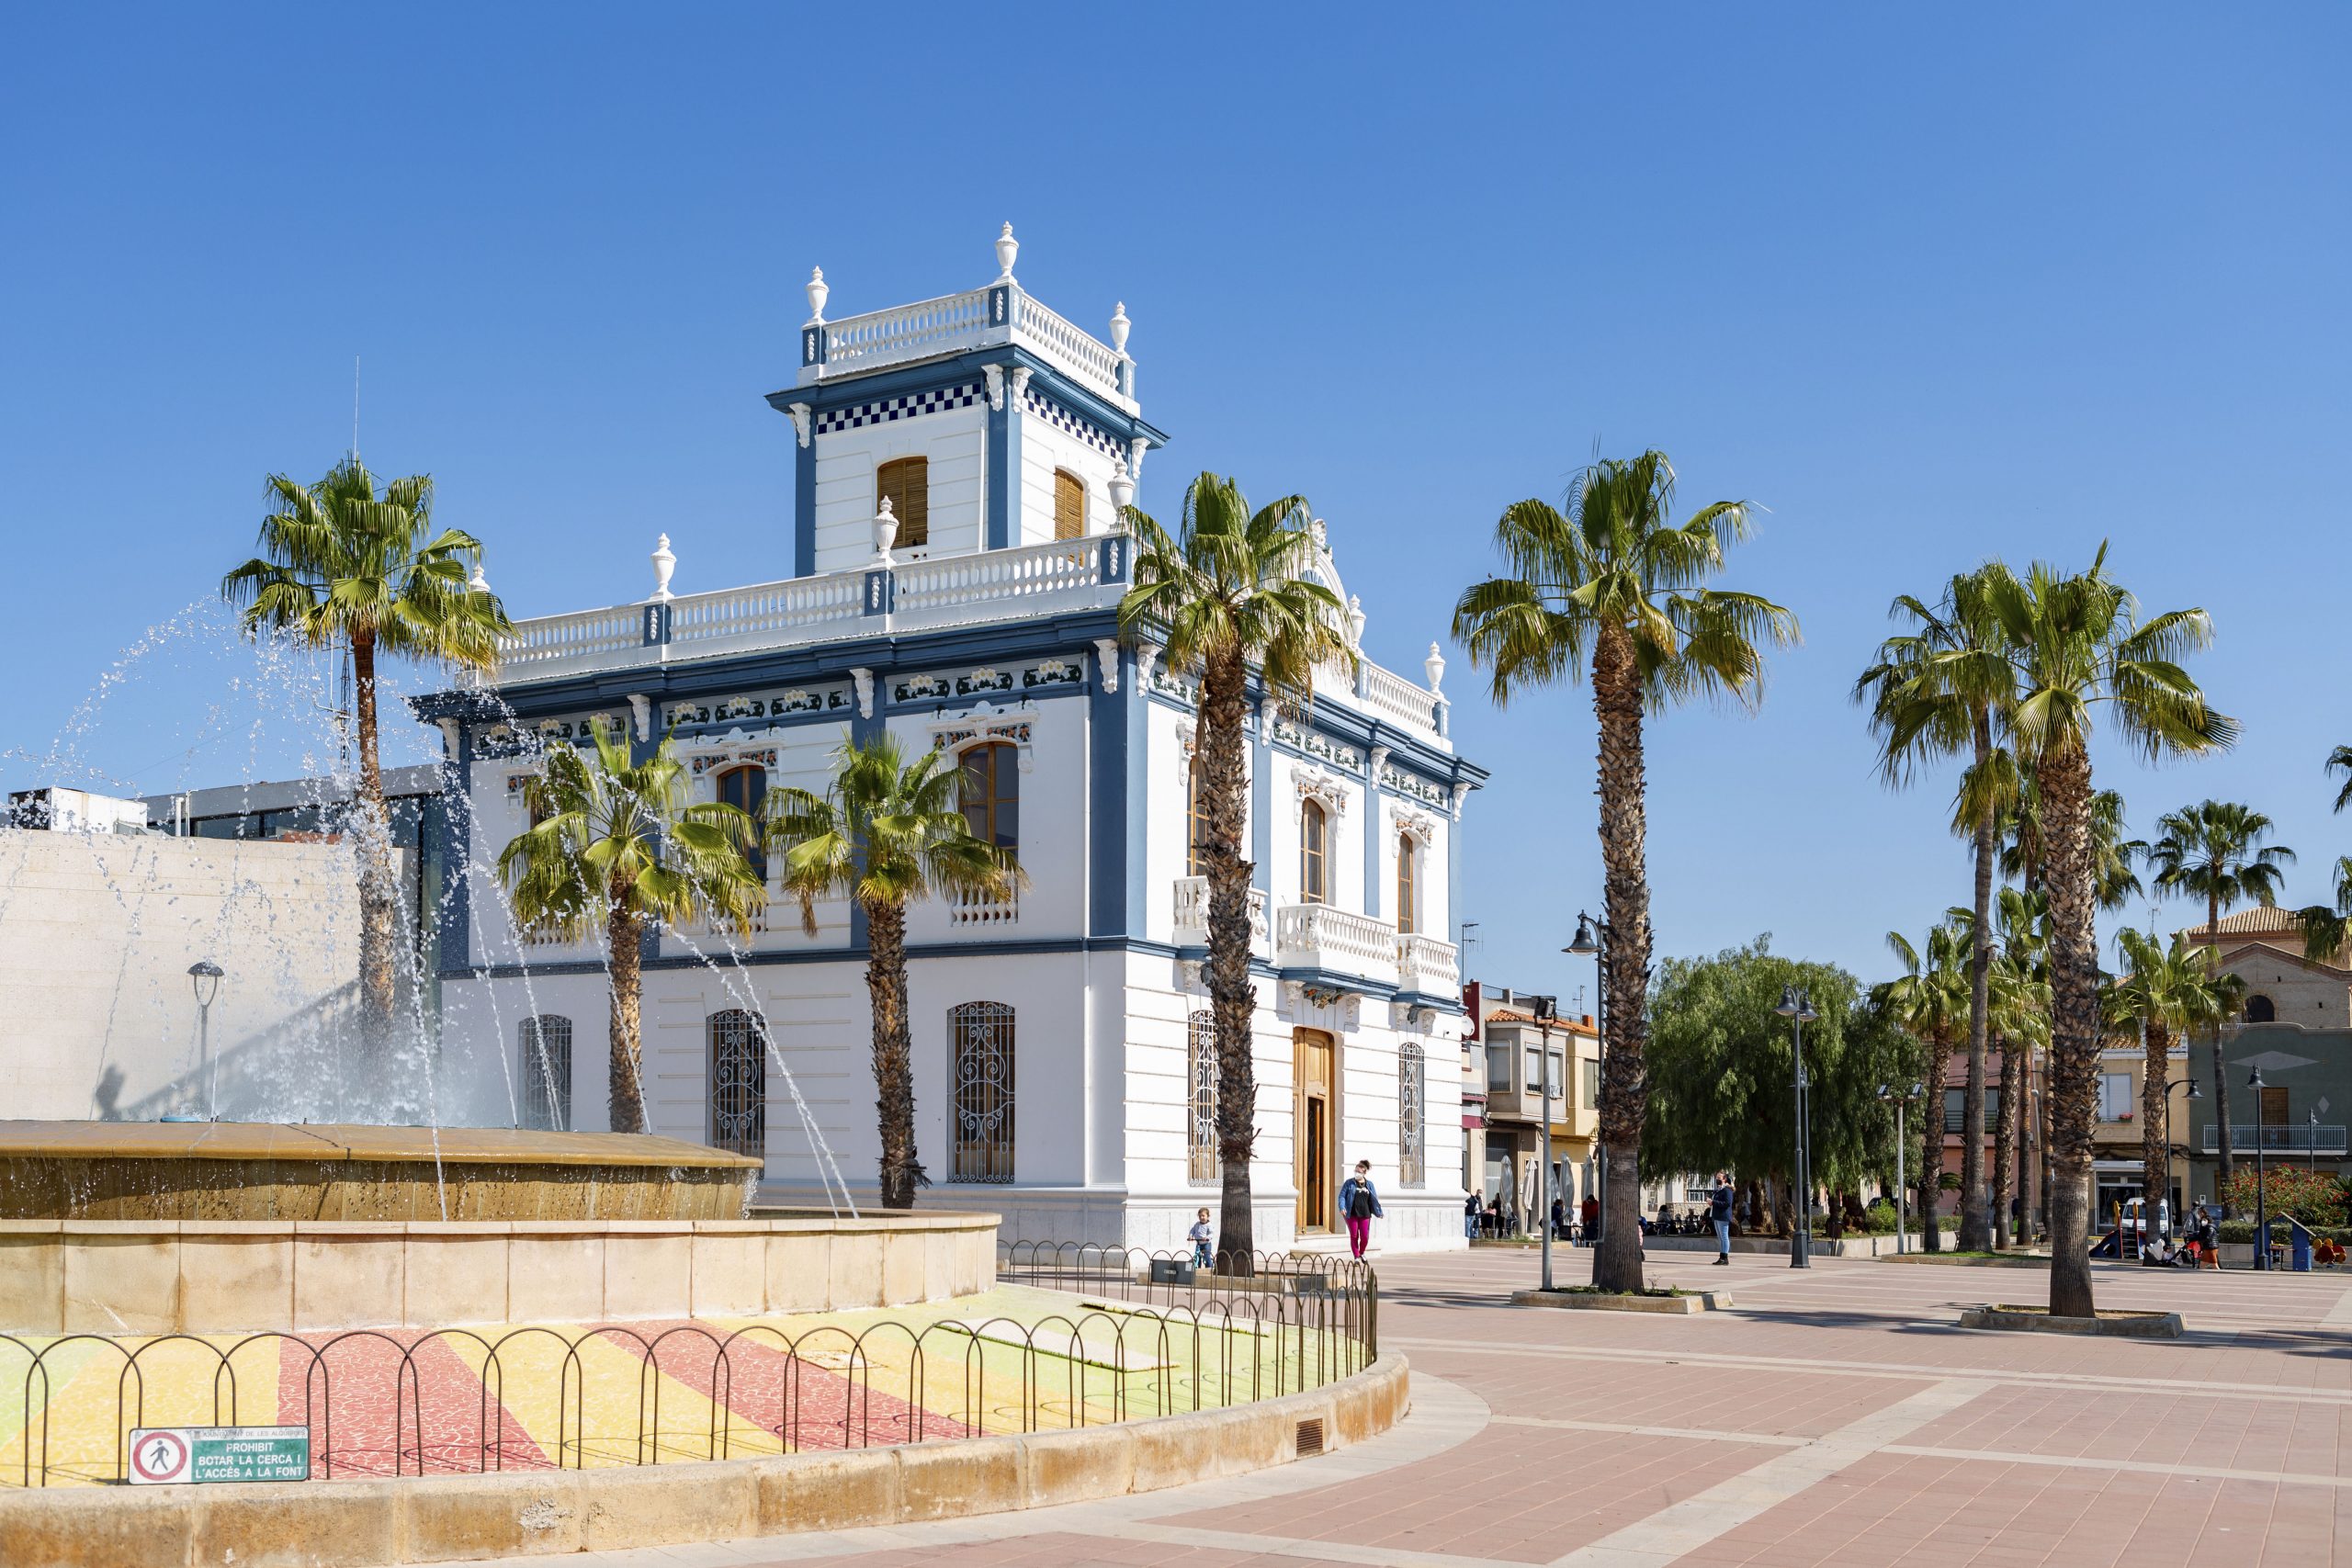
[4,6,2346,998]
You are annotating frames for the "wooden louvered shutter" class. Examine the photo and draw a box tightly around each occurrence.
[878,457,929,547]
[1053,469,1085,540]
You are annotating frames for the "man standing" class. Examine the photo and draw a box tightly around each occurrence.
[1710,1170,1736,1265]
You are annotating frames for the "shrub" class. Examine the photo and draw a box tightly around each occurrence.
[2220,1167,2346,1227]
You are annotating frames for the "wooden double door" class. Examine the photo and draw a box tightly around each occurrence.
[1295,1029,1336,1234]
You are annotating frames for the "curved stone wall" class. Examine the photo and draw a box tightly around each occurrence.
[0,1211,999,1334]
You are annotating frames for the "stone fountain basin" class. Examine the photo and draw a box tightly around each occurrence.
[0,1121,761,1222]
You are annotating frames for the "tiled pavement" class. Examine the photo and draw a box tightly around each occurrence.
[430,1247,2352,1567]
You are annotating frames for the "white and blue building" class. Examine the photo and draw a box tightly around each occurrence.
[419,228,1485,1252]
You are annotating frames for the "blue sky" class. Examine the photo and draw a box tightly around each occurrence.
[3,6,2346,996]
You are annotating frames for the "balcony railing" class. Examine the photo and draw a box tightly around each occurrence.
[1171,876,1267,951]
[2200,1123,2350,1154]
[1396,931,1458,998]
[801,284,1133,409]
[1273,903,1398,988]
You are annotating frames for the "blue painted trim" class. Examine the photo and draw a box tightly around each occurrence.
[1117,649,1148,939]
[1086,647,1131,938]
[863,569,894,616]
[987,384,1018,550]
[1275,965,1399,1001]
[641,604,671,647]
[1393,990,1466,1016]
[766,348,1169,452]
[439,724,474,972]
[447,931,1298,980]
[794,436,817,579]
[1137,685,1480,796]
[800,323,826,369]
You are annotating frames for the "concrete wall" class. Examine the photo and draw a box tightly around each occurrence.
[0,829,362,1122]
[0,1353,1408,1568]
[0,1211,999,1334]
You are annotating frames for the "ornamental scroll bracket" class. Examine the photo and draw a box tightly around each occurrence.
[927,700,1035,773]
[1291,763,1351,819]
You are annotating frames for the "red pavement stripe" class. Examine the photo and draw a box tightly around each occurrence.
[275,1331,548,1479]
[591,1322,971,1454]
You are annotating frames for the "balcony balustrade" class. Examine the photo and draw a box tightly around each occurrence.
[1171,876,1267,953]
[2200,1123,2350,1154]
[1273,902,1398,989]
[801,283,1135,410]
[1395,931,1459,998]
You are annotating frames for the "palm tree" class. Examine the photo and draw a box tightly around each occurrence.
[2326,746,2352,815]
[499,725,765,1134]
[1981,549,2231,1317]
[2294,754,2352,967]
[2144,801,2293,1212]
[765,734,1021,1210]
[1857,569,2016,1251]
[223,459,510,1044]
[1456,452,1798,1292]
[1876,919,1971,1252]
[1985,886,2050,1248]
[2105,931,2244,1227]
[1118,474,1351,1269]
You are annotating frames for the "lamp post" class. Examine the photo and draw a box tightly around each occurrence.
[1775,987,1819,1268]
[1533,994,1558,1293]
[1878,1081,1926,1256]
[2312,1109,2321,1177]
[2249,1064,2268,1270]
[1566,914,1610,1242]
[2160,1075,2201,1242]
[187,960,224,1121]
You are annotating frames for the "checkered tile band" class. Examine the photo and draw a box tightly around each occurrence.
[814,382,982,435]
[1022,389,1125,459]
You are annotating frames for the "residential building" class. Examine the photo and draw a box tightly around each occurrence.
[1462,981,1604,1224]
[413,228,1487,1251]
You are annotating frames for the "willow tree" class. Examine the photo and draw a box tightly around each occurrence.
[1454,452,1797,1292]
[1118,474,1351,1268]
[499,726,766,1134]
[223,460,510,1043]
[1983,550,2230,1317]
[765,734,1021,1209]
[1857,569,2016,1250]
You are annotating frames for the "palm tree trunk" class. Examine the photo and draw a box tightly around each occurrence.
[2142,1019,2172,1236]
[1992,1032,2016,1249]
[1590,624,1652,1294]
[2041,741,2101,1318]
[2210,889,2234,1218]
[607,905,647,1134]
[865,897,922,1209]
[349,633,401,1048]
[1202,647,1258,1275]
[1958,728,1996,1251]
[1919,1029,1950,1253]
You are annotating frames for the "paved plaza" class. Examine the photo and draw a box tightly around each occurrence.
[431,1246,2352,1568]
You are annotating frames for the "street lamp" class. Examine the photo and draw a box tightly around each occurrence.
[1775,986,1820,1268]
[187,960,224,1121]
[1566,913,1609,1244]
[2312,1109,2322,1177]
[1532,994,1558,1293]
[1878,1081,1926,1256]
[2249,1064,2269,1270]
[2160,1076,2201,1242]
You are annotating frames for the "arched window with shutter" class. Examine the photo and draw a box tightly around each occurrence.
[709,1010,767,1157]
[877,457,929,548]
[1395,831,1418,935]
[1397,1041,1427,1187]
[715,763,768,883]
[1053,468,1086,540]
[519,1015,572,1132]
[1299,798,1329,905]
[954,741,1019,924]
[949,1001,1015,1182]
[1187,1010,1218,1185]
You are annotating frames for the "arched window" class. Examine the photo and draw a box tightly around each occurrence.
[877,456,929,548]
[949,1001,1015,1183]
[1395,832,1418,935]
[1053,468,1086,541]
[1187,1009,1218,1185]
[1187,754,1212,877]
[1300,798,1329,904]
[959,742,1019,858]
[1398,1040,1427,1187]
[709,1010,767,1157]
[2247,994,2278,1023]
[519,1015,571,1132]
[715,763,768,883]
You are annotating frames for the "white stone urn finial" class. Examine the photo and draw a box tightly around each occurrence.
[650,534,676,602]
[1425,641,1446,694]
[805,266,829,326]
[1108,301,1131,355]
[996,222,1019,282]
[1106,454,1135,521]
[1346,594,1366,648]
[873,497,899,564]
[468,560,491,594]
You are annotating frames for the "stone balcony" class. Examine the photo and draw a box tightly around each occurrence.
[1395,931,1459,1000]
[1171,876,1268,957]
[1274,903,1399,990]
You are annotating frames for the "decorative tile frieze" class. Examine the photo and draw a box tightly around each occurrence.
[1272,717,1362,772]
[1022,386,1123,459]
[666,684,851,729]
[813,381,982,435]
